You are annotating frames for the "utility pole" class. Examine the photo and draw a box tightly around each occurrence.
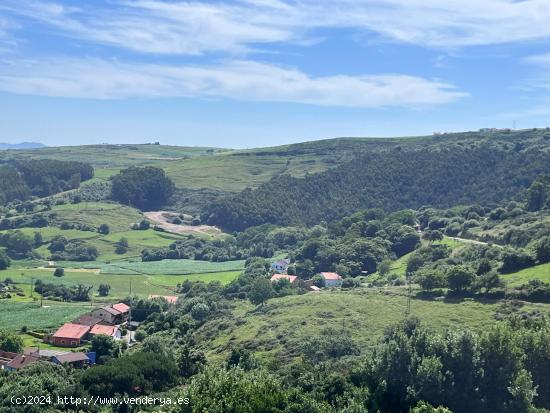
[405,276,412,317]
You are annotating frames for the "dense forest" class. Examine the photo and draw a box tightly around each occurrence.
[205,147,550,231]
[0,159,94,204]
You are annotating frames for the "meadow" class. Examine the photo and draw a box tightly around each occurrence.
[195,287,550,362]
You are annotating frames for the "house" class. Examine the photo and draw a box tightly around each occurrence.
[24,348,70,362]
[52,352,91,368]
[51,323,91,347]
[148,294,178,304]
[88,324,121,340]
[72,314,103,327]
[320,272,343,287]
[271,258,290,274]
[90,302,130,325]
[5,354,39,371]
[270,274,298,284]
[0,350,18,369]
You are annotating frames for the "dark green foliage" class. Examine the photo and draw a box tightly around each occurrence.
[48,237,98,261]
[111,166,175,210]
[0,159,93,204]
[90,334,119,364]
[364,319,540,413]
[0,329,23,352]
[177,344,207,378]
[0,165,30,204]
[98,283,110,296]
[206,148,550,231]
[415,268,446,291]
[0,362,80,413]
[80,351,177,397]
[249,277,273,306]
[34,280,92,302]
[300,328,359,363]
[0,231,33,259]
[446,265,476,292]
[526,175,550,211]
[53,267,64,277]
[0,250,10,270]
[535,236,550,263]
[98,223,110,234]
[499,249,536,274]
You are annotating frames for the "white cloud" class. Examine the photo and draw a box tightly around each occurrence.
[0,58,466,106]
[3,0,550,55]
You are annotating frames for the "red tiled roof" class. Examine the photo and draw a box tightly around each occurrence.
[53,323,90,340]
[270,274,298,283]
[148,295,178,304]
[320,272,342,280]
[112,303,130,313]
[89,324,118,336]
[6,354,39,370]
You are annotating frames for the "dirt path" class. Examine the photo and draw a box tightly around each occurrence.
[144,211,222,236]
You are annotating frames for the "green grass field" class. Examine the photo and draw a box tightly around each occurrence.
[502,262,550,287]
[98,259,245,275]
[196,287,549,361]
[0,301,91,331]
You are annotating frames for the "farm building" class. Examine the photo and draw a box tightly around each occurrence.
[90,302,130,324]
[308,285,321,293]
[271,258,290,273]
[72,314,103,326]
[0,350,18,370]
[270,274,298,284]
[52,352,91,368]
[4,354,39,371]
[320,272,343,287]
[89,324,121,339]
[51,323,91,347]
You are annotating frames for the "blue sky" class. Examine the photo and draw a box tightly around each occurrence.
[1,0,550,148]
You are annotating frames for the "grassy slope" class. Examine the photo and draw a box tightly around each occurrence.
[0,301,91,331]
[502,262,550,287]
[196,288,550,362]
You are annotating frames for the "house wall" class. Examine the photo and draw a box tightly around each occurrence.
[52,337,81,347]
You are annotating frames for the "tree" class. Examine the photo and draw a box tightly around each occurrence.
[53,267,64,277]
[33,232,43,247]
[249,277,273,306]
[177,345,207,378]
[0,250,10,270]
[446,265,475,292]
[115,237,129,254]
[312,274,326,288]
[378,259,392,276]
[406,254,425,275]
[415,269,446,291]
[138,219,150,230]
[90,334,119,363]
[476,272,503,294]
[111,166,175,210]
[535,236,550,264]
[0,330,23,352]
[98,284,110,297]
[190,303,210,321]
[98,223,110,234]
[410,402,453,413]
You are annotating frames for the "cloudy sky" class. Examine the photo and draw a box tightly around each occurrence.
[1,0,550,147]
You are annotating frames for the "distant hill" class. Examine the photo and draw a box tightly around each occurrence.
[204,130,550,230]
[0,142,46,150]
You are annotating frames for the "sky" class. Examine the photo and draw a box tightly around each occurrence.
[1,1,550,148]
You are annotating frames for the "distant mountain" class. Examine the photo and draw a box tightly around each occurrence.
[0,142,46,150]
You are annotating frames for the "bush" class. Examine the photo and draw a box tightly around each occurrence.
[535,236,550,264]
[53,267,64,277]
[98,223,110,234]
[0,250,10,270]
[446,265,475,292]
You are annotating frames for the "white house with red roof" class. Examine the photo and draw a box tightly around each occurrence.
[320,272,343,287]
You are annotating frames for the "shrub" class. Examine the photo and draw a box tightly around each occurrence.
[53,267,64,277]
